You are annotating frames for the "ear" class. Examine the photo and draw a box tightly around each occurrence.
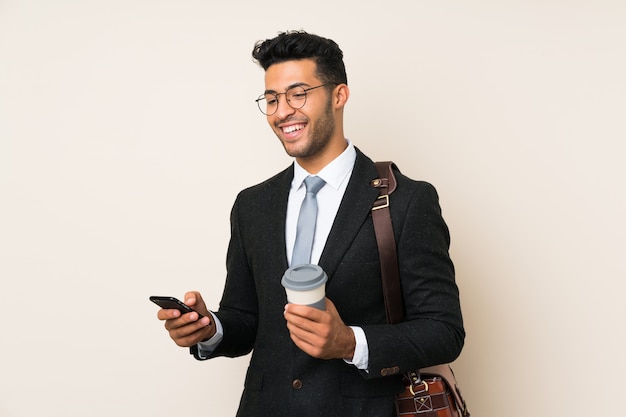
[333,83,350,109]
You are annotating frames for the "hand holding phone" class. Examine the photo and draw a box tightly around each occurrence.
[151,293,215,347]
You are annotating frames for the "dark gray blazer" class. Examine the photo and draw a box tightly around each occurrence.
[193,148,464,417]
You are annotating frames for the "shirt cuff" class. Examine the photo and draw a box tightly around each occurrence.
[195,312,224,359]
[343,326,369,371]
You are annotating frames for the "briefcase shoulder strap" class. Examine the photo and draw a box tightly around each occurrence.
[371,161,404,324]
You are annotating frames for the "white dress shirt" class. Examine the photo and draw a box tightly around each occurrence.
[198,140,369,370]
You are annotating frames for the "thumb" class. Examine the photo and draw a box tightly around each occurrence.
[184,291,201,307]
[184,291,209,316]
[324,297,338,315]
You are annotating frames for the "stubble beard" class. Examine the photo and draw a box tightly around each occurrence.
[278,99,335,159]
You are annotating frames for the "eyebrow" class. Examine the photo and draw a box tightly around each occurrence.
[264,82,311,95]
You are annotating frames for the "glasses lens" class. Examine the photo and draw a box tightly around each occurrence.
[257,93,276,115]
[286,86,307,109]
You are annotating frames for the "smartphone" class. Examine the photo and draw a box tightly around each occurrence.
[149,296,204,317]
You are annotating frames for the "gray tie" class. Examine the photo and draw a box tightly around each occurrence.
[292,176,326,266]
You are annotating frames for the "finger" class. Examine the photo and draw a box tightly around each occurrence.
[288,328,326,359]
[284,303,325,322]
[164,311,209,331]
[169,315,210,336]
[167,315,212,343]
[157,308,181,321]
[287,323,318,348]
[285,312,323,345]
[284,310,316,335]
[173,325,213,348]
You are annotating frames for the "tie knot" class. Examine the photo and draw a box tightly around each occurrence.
[304,176,326,195]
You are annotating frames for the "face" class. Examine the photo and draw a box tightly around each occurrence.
[263,59,340,163]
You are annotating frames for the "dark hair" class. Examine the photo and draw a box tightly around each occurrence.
[252,30,348,85]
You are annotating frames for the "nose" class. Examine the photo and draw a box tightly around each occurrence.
[273,94,296,119]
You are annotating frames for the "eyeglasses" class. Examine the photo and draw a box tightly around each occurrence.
[255,83,334,116]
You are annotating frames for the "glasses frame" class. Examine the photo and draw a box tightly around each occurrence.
[255,83,336,116]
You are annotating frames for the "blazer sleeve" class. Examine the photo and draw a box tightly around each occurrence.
[362,179,465,379]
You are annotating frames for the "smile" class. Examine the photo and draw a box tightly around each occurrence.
[282,123,306,134]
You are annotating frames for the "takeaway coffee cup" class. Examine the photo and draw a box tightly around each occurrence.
[281,264,328,310]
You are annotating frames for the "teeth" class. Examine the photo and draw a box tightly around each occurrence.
[283,124,305,133]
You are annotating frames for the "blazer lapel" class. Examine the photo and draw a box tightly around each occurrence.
[319,149,380,281]
[267,165,294,270]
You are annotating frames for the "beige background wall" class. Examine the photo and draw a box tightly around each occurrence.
[1,1,625,416]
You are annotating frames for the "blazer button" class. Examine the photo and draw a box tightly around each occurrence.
[381,368,389,377]
[292,379,303,390]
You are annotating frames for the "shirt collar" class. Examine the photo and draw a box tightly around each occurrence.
[292,140,356,191]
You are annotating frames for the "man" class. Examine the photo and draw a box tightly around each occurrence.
[157,30,464,416]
